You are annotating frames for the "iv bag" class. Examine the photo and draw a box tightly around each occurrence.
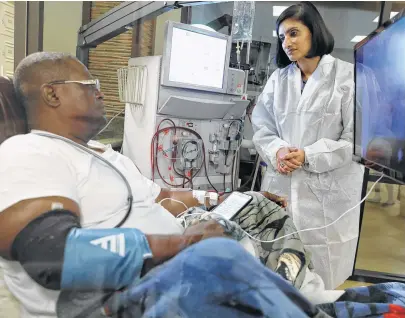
[231,1,255,42]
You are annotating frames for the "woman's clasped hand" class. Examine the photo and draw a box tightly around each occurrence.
[276,147,305,174]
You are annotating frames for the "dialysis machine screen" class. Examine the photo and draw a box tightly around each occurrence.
[165,25,229,91]
[354,12,405,180]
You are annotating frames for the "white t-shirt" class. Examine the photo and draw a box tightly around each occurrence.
[0,130,184,318]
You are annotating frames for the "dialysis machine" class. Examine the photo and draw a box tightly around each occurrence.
[121,21,249,191]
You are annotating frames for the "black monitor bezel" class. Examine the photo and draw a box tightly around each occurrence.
[353,9,405,184]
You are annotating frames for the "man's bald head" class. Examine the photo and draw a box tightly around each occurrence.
[13,52,105,143]
[13,52,84,113]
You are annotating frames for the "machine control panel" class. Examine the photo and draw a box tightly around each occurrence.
[227,68,245,96]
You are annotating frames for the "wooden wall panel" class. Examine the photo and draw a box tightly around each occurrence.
[88,2,155,117]
[88,1,132,116]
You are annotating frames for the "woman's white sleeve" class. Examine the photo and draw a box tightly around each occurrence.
[252,71,289,169]
[303,86,355,174]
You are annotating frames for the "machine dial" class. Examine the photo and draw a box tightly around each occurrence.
[182,141,199,162]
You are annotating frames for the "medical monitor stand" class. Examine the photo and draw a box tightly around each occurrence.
[349,1,405,285]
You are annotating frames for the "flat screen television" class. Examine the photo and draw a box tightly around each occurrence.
[353,10,405,183]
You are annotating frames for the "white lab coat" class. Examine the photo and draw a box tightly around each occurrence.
[252,55,364,289]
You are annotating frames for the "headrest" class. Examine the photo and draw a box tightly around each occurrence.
[0,76,27,145]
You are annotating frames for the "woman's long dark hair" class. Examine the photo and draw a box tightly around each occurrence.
[275,2,334,68]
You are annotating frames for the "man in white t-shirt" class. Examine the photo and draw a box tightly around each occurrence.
[0,52,233,318]
[0,52,286,318]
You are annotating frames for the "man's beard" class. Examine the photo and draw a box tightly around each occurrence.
[74,115,108,140]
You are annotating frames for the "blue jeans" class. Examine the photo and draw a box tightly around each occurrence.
[103,238,323,317]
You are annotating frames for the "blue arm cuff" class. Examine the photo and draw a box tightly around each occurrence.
[61,228,152,290]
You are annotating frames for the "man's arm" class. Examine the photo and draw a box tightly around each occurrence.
[0,197,192,261]
[3,196,224,291]
[0,196,79,260]
[155,189,288,216]
[156,189,217,216]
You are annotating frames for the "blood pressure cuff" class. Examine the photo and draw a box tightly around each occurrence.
[11,210,152,291]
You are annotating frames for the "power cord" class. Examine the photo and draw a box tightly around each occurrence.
[226,120,243,192]
[238,174,383,244]
[97,109,125,136]
[238,154,259,191]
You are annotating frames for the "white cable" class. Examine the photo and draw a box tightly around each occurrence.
[241,174,384,244]
[97,109,125,135]
[158,198,188,212]
[176,210,189,219]
[179,211,205,228]
[175,194,212,221]
[176,174,384,244]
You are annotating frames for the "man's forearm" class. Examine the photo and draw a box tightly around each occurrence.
[143,220,225,274]
[145,234,187,261]
[156,189,201,216]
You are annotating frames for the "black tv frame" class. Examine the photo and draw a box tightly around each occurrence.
[353,8,405,183]
[350,2,405,285]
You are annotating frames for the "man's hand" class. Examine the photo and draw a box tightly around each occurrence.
[183,220,226,246]
[259,192,288,208]
[146,221,225,265]
[276,147,301,174]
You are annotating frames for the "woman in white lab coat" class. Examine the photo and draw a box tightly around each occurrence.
[252,2,364,289]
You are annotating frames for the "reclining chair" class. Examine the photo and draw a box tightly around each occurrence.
[0,76,27,317]
[0,76,27,143]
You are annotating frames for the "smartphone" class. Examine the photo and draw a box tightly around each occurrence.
[211,191,253,221]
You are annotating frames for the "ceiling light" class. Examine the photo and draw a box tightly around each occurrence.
[273,6,288,16]
[373,11,399,22]
[351,35,367,43]
[273,30,277,37]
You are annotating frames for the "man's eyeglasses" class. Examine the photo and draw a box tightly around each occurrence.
[47,79,101,91]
